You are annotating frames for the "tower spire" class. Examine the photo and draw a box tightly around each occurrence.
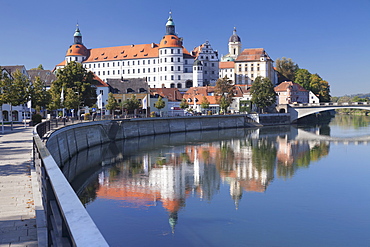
[166,11,176,35]
[74,23,82,44]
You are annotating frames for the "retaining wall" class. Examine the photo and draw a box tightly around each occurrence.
[46,115,262,166]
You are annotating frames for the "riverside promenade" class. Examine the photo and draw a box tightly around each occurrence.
[0,124,37,247]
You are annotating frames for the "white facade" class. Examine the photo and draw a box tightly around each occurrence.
[57,14,217,91]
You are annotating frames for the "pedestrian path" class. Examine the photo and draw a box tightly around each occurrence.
[0,125,37,247]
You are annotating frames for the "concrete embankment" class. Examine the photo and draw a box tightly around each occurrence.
[46,114,291,167]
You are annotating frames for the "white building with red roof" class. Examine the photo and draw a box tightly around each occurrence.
[56,13,218,90]
[274,81,319,104]
[219,28,278,86]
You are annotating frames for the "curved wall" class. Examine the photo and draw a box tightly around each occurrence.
[46,115,259,167]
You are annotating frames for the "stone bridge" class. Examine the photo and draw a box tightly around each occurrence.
[277,102,370,122]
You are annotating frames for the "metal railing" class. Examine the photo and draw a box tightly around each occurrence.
[33,121,108,246]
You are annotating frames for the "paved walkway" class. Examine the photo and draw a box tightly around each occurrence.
[0,124,37,247]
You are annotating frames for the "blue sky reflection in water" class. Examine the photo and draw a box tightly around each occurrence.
[76,115,370,247]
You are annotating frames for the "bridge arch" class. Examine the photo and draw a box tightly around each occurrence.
[287,103,370,122]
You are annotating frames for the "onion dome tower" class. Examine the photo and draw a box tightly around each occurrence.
[158,12,184,88]
[65,24,89,64]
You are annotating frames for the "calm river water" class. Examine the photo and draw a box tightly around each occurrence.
[74,114,370,247]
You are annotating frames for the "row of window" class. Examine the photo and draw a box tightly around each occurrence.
[84,59,158,69]
[160,48,181,55]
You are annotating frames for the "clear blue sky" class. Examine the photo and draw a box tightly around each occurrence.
[1,0,369,96]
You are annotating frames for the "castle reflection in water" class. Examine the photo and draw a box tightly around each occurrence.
[77,126,333,232]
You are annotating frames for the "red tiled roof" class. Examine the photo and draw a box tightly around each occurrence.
[150,88,183,101]
[93,74,109,87]
[219,61,235,69]
[66,44,89,57]
[159,35,183,48]
[235,48,271,62]
[274,81,307,92]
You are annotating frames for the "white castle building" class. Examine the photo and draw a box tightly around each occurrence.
[219,28,278,85]
[56,13,219,90]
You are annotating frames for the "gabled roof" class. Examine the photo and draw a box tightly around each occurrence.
[2,65,28,76]
[274,81,307,92]
[219,61,235,69]
[233,85,251,97]
[106,78,148,93]
[184,86,215,96]
[235,48,272,62]
[92,74,109,87]
[150,88,183,102]
[27,70,56,87]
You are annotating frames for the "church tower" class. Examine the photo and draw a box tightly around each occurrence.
[228,27,242,59]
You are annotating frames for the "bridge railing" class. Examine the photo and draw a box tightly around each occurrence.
[290,102,370,107]
[33,121,108,247]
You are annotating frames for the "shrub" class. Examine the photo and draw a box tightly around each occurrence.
[84,112,90,120]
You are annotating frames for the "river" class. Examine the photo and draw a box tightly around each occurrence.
[74,114,370,247]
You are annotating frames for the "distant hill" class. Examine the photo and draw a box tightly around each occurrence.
[349,93,370,98]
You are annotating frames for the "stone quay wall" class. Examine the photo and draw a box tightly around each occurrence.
[46,114,289,166]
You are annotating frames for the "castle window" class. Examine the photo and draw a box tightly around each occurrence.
[122,62,125,66]
[171,49,173,54]
[201,56,204,59]
[178,75,181,80]
[138,61,140,65]
[128,69,130,74]
[178,57,180,62]
[103,63,105,68]
[75,57,78,61]
[143,68,145,73]
[165,50,167,54]
[153,68,156,72]
[212,63,215,67]
[138,69,140,73]
[177,83,182,88]
[94,64,96,68]
[113,62,115,67]
[107,63,109,67]
[113,70,115,75]
[171,66,174,71]
[148,68,150,73]
[143,60,145,65]
[171,58,173,62]
[164,58,167,62]
[117,70,120,74]
[154,77,156,81]
[178,49,180,54]
[98,71,100,75]
[148,60,150,64]
[165,67,167,71]
[133,61,135,65]
[133,69,135,74]
[178,66,180,71]
[185,60,188,64]
[185,68,188,72]
[171,75,174,80]
[107,71,110,75]
[122,70,125,74]
[171,83,175,88]
[165,76,167,80]
[127,61,130,66]
[103,71,105,75]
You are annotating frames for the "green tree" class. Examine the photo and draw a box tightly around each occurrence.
[30,64,44,70]
[275,57,299,83]
[179,98,189,114]
[106,92,119,114]
[219,95,230,113]
[309,74,330,102]
[215,76,234,99]
[123,94,141,114]
[30,76,50,113]
[0,69,32,129]
[49,61,97,111]
[154,96,166,115]
[200,96,210,113]
[64,88,80,110]
[250,76,277,113]
[294,68,311,89]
